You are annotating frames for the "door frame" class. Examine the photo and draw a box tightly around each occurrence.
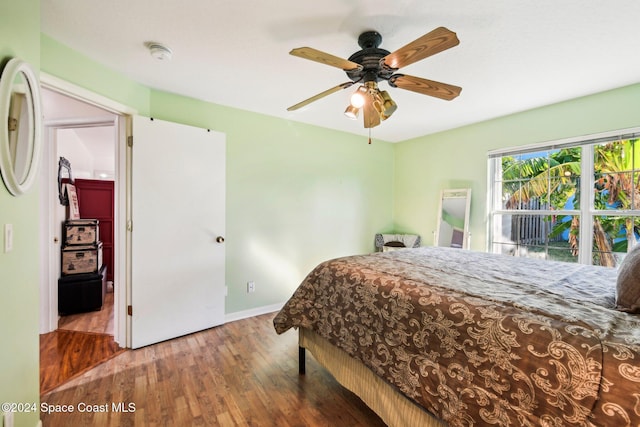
[40,73,135,347]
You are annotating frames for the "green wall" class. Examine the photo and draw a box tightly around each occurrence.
[0,2,41,427]
[1,22,393,425]
[4,9,640,426]
[41,35,151,114]
[394,83,640,251]
[41,36,395,315]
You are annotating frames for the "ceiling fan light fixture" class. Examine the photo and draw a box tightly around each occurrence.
[371,90,396,122]
[344,105,360,120]
[372,96,386,121]
[349,85,368,108]
[379,90,398,117]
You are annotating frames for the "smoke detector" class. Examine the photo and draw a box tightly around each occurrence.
[147,43,173,61]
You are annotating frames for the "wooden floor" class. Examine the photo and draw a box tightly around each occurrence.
[58,285,115,335]
[40,329,125,395]
[41,313,387,427]
[40,290,122,395]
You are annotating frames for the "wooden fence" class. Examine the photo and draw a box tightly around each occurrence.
[510,198,564,245]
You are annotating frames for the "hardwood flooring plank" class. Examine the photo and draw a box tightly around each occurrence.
[58,288,114,335]
[41,313,387,426]
[40,329,124,395]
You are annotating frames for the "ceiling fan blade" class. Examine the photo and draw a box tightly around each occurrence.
[362,93,380,128]
[389,74,461,101]
[287,81,354,111]
[290,47,363,71]
[383,27,459,70]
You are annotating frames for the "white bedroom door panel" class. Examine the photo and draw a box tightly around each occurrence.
[130,116,226,349]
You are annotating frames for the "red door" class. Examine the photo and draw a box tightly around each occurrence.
[74,179,114,282]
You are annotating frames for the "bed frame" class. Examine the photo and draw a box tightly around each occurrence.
[298,328,445,427]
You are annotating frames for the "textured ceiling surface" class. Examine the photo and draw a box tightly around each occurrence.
[41,1,640,142]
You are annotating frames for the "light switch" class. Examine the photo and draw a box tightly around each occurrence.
[4,224,13,253]
[3,410,15,427]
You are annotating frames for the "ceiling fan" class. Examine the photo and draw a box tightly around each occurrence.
[287,27,462,129]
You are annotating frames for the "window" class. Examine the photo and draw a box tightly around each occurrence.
[488,129,640,267]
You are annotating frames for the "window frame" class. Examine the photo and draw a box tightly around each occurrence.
[487,127,640,265]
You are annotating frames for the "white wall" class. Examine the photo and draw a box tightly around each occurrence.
[56,126,115,179]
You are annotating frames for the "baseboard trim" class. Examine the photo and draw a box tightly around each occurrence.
[225,302,284,324]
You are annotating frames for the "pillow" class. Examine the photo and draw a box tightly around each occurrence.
[383,241,405,252]
[616,244,640,313]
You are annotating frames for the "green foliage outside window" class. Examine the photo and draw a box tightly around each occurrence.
[498,140,640,266]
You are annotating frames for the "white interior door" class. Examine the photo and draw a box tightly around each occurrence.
[130,116,225,349]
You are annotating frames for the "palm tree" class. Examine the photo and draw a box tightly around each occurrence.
[501,148,580,258]
[592,140,640,264]
[501,140,640,266]
[502,148,580,210]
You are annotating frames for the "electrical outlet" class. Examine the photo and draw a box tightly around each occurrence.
[247,281,256,293]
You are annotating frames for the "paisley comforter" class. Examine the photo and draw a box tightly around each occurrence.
[273,247,640,426]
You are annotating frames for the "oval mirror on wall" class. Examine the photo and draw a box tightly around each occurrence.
[0,58,42,196]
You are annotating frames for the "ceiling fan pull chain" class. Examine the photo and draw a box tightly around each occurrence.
[368,128,372,145]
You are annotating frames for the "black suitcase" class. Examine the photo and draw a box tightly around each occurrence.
[58,265,107,314]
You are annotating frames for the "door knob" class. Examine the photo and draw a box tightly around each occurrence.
[216,236,225,243]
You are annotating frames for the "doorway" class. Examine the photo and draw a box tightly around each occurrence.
[42,88,117,334]
[39,86,126,394]
[38,75,227,392]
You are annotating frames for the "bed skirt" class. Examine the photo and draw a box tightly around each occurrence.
[299,328,446,427]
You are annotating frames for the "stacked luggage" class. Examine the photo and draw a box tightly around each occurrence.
[58,219,106,314]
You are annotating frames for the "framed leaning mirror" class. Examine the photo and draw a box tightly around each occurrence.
[434,188,472,249]
[0,58,43,196]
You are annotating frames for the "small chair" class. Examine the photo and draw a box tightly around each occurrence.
[375,233,421,252]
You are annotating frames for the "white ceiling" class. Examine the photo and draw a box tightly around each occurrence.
[41,0,640,143]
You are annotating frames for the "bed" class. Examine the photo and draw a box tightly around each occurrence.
[273,246,640,426]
